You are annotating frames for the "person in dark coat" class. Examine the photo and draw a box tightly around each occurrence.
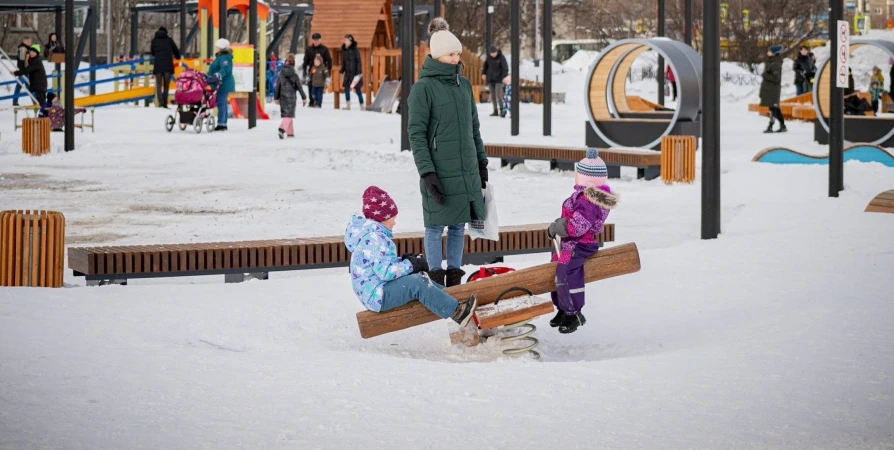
[760,45,785,133]
[481,46,509,116]
[302,33,332,107]
[13,46,47,107]
[340,34,364,110]
[45,32,65,58]
[13,37,32,106]
[793,46,815,95]
[150,27,182,108]
[408,18,488,288]
[274,53,307,139]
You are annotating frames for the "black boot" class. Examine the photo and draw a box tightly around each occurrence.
[445,268,466,287]
[558,313,586,334]
[426,269,446,287]
[549,310,565,327]
[451,294,478,327]
[776,124,787,133]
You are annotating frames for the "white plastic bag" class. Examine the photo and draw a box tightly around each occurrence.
[469,183,500,241]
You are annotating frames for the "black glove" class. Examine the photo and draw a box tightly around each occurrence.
[422,172,445,205]
[479,163,489,189]
[402,253,429,274]
[546,218,569,239]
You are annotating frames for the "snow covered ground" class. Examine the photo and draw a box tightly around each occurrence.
[1,49,893,449]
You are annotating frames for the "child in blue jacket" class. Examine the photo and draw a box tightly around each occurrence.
[344,186,477,325]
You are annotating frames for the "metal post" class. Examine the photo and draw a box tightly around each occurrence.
[657,0,665,106]
[248,0,258,128]
[400,0,415,151]
[130,10,138,57]
[55,7,63,74]
[207,14,213,60]
[89,0,97,95]
[180,0,187,57]
[65,0,75,152]
[830,0,844,196]
[290,11,304,55]
[219,0,227,40]
[486,0,493,52]
[684,0,692,46]
[106,0,112,62]
[543,0,551,136]
[511,0,520,136]
[701,0,720,239]
[434,0,442,17]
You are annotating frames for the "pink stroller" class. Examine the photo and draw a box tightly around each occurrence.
[165,68,219,134]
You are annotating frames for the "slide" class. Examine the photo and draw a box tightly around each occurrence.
[74,86,157,108]
[229,96,270,120]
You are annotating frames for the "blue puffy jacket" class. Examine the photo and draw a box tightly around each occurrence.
[344,215,413,312]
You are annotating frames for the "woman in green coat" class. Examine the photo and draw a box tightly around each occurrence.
[207,38,235,131]
[408,18,489,287]
[760,45,786,133]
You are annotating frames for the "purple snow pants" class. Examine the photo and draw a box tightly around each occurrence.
[551,243,600,314]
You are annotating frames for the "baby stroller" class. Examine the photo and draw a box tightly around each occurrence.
[165,68,219,134]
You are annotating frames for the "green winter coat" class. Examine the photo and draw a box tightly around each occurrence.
[208,50,235,94]
[408,56,488,227]
[760,54,782,107]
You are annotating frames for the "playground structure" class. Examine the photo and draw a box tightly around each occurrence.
[585,38,702,150]
[752,143,894,167]
[813,39,894,146]
[865,190,894,213]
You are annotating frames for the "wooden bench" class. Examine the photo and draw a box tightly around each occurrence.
[485,143,662,180]
[68,223,616,286]
[357,242,641,339]
[865,189,894,213]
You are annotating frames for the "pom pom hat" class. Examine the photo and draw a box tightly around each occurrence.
[576,148,608,188]
[428,18,462,60]
[362,186,399,223]
[215,38,230,50]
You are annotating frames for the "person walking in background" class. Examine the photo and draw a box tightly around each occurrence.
[308,54,330,108]
[44,32,65,58]
[760,45,785,133]
[13,45,47,107]
[207,38,235,131]
[340,34,364,110]
[273,53,307,139]
[793,46,815,96]
[665,65,677,101]
[12,36,32,106]
[150,26,182,108]
[482,46,508,117]
[408,18,489,288]
[302,33,332,107]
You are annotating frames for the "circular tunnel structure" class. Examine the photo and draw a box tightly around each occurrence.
[812,39,894,146]
[585,39,703,150]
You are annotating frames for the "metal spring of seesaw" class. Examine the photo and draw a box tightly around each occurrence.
[490,286,541,360]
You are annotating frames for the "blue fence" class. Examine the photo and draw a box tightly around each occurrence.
[1,58,154,102]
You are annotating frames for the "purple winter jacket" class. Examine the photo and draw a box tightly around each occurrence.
[551,185,619,264]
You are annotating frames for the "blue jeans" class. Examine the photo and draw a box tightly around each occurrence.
[424,223,465,270]
[216,90,228,126]
[381,273,458,319]
[796,83,805,95]
[13,77,29,105]
[312,86,324,107]
[343,78,363,103]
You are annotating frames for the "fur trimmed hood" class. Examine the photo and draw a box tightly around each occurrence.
[582,186,619,210]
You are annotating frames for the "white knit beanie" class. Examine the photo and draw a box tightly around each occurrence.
[428,18,462,60]
[215,38,230,50]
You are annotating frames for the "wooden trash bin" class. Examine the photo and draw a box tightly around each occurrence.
[0,210,66,287]
[660,135,697,184]
[22,118,51,156]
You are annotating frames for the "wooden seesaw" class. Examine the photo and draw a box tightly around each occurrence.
[355,243,642,356]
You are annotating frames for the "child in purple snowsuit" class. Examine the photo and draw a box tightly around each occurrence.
[546,148,619,334]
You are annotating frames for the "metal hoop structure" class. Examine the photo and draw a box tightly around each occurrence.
[585,38,702,149]
[812,39,894,146]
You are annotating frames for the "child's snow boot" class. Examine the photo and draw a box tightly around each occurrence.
[558,312,586,334]
[278,128,285,139]
[445,268,466,287]
[426,269,446,287]
[451,294,478,327]
[549,310,565,328]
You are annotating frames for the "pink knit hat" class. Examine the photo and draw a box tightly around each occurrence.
[362,186,398,222]
[576,148,608,188]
